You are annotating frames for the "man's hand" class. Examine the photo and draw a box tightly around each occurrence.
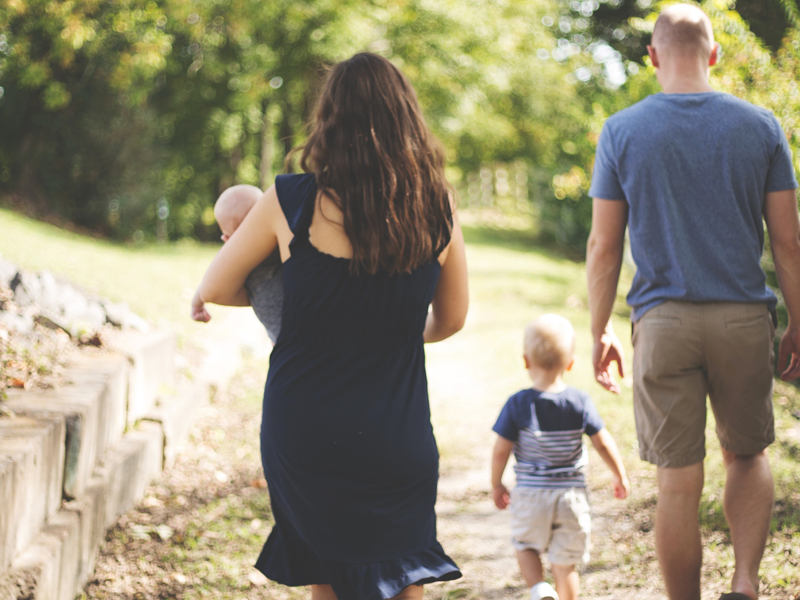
[778,323,800,381]
[191,289,211,322]
[587,198,627,392]
[493,484,510,510]
[613,474,631,499]
[593,330,625,393]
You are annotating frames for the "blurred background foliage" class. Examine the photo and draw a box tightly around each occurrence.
[0,0,798,247]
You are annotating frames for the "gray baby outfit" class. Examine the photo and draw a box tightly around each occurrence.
[244,251,283,343]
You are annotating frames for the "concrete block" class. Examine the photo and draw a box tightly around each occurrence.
[74,476,107,588]
[0,415,65,573]
[93,421,163,530]
[0,509,81,600]
[4,383,105,501]
[105,330,176,426]
[62,491,99,592]
[65,353,128,451]
[144,379,210,468]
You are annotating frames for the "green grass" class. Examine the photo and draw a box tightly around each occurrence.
[0,207,235,342]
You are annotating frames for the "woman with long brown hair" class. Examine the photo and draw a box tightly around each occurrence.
[192,52,468,599]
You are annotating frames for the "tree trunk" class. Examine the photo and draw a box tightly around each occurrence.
[280,102,294,173]
[260,101,275,190]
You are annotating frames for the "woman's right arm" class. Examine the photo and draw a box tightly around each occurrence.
[192,186,288,320]
[423,210,468,343]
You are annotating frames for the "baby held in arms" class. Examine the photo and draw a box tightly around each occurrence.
[191,184,283,343]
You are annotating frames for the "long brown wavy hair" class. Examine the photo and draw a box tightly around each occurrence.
[296,52,454,275]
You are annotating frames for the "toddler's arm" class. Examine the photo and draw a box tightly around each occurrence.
[491,435,514,509]
[589,428,630,499]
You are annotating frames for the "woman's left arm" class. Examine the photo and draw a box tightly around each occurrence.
[423,210,468,342]
[192,186,284,319]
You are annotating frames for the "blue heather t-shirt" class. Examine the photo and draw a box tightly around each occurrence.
[589,92,798,321]
[493,387,604,489]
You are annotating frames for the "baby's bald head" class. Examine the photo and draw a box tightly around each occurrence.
[652,4,715,59]
[214,184,262,241]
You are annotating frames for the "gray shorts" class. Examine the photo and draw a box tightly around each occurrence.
[509,487,591,566]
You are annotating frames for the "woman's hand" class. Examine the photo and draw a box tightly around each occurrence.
[191,289,211,322]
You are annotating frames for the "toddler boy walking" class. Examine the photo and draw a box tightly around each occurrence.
[491,314,629,600]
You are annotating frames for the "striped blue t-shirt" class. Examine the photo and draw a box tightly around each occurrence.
[493,387,605,489]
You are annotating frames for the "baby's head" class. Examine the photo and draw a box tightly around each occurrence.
[214,185,262,241]
[523,314,576,374]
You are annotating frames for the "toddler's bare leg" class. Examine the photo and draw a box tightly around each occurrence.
[516,548,545,587]
[551,564,579,600]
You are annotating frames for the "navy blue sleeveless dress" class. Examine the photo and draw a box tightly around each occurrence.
[255,173,462,600]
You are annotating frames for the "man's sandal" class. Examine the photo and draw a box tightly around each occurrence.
[718,594,754,600]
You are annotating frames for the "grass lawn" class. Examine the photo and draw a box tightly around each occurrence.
[4,207,800,596]
[0,207,237,342]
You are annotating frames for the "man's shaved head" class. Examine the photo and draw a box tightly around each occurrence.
[652,4,714,58]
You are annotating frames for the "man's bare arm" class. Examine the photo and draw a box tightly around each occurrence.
[764,189,800,380]
[586,199,628,393]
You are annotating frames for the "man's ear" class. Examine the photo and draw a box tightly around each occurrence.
[565,357,575,372]
[708,42,719,67]
[647,45,659,68]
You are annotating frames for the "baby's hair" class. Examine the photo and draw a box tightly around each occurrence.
[523,314,575,371]
[214,185,261,235]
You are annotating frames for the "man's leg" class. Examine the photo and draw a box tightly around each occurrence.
[655,462,704,600]
[722,449,773,600]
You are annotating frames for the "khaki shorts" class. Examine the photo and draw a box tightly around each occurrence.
[509,487,591,565]
[632,301,775,468]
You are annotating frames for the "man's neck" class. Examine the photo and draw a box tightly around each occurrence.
[661,80,715,94]
[657,64,715,94]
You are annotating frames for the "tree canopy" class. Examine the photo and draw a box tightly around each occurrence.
[0,0,798,247]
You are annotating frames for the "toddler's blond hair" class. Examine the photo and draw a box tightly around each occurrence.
[523,314,575,371]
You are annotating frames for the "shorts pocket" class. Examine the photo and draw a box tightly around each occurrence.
[724,313,767,329]
[641,313,683,328]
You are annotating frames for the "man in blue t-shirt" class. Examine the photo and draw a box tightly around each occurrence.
[586,5,800,600]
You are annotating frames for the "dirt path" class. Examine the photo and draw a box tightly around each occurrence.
[80,306,797,600]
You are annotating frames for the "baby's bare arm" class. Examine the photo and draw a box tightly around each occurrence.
[590,428,630,499]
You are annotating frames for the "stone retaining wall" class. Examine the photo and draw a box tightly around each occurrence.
[0,327,246,600]
[0,254,269,600]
